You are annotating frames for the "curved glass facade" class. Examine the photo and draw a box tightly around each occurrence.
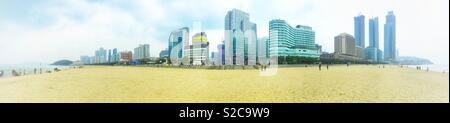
[269,19,318,58]
[168,27,189,65]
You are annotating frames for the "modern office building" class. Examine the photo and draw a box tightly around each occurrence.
[354,14,365,48]
[334,33,363,61]
[95,47,107,64]
[191,32,209,65]
[365,17,383,63]
[334,33,356,56]
[369,17,379,49]
[133,44,150,60]
[89,56,95,64]
[159,48,169,59]
[224,9,257,65]
[80,56,91,64]
[384,11,396,61]
[216,43,225,65]
[269,19,319,59]
[112,48,118,63]
[257,37,270,65]
[168,27,190,65]
[356,47,364,59]
[108,49,112,63]
[210,52,217,65]
[365,47,383,63]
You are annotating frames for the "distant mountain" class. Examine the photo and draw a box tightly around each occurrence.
[50,59,73,66]
[396,56,433,65]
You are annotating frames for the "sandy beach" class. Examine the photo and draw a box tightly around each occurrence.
[0,65,448,103]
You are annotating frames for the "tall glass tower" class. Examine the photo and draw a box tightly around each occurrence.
[354,14,365,48]
[369,17,379,48]
[365,17,383,63]
[384,11,396,61]
[224,9,257,65]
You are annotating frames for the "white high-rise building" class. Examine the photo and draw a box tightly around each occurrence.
[133,44,150,60]
[224,9,257,65]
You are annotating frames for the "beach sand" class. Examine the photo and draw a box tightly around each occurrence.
[0,65,448,103]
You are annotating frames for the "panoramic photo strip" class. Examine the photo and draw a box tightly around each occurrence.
[0,0,448,121]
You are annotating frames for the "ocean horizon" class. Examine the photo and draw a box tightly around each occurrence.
[0,64,71,78]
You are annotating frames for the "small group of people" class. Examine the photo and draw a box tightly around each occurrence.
[416,66,422,70]
[416,66,430,72]
[260,65,269,71]
[11,70,21,76]
[1,67,63,78]
[318,63,329,71]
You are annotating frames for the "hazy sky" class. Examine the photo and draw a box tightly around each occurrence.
[0,0,448,65]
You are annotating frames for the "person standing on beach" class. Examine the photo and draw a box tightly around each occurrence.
[318,62,322,71]
[34,68,37,74]
[326,64,329,70]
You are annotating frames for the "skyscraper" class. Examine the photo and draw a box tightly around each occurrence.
[354,14,365,48]
[269,20,318,58]
[217,43,225,65]
[168,27,190,65]
[95,47,107,64]
[108,49,112,63]
[112,48,118,63]
[257,37,270,65]
[192,32,209,65]
[365,17,383,63]
[384,11,396,61]
[369,17,379,48]
[210,51,216,65]
[133,44,150,61]
[224,9,257,65]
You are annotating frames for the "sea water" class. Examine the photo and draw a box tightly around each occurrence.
[0,64,71,78]
[409,64,449,73]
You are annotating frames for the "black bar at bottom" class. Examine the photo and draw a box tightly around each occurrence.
[0,103,447,121]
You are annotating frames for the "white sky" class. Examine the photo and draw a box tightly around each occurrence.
[0,0,448,65]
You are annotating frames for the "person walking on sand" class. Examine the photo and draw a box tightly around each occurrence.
[326,64,329,70]
[318,62,322,71]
